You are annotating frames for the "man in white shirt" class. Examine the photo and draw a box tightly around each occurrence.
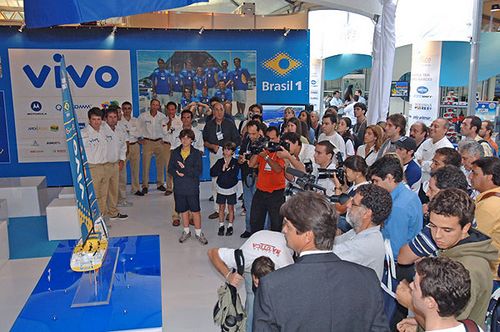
[415,118,454,183]
[377,113,406,159]
[312,141,337,196]
[103,107,128,220]
[355,89,366,104]
[396,257,482,332]
[333,184,392,281]
[161,101,183,196]
[329,90,343,107]
[207,230,294,332]
[119,101,143,197]
[278,132,315,176]
[138,98,168,194]
[82,107,109,218]
[318,113,347,159]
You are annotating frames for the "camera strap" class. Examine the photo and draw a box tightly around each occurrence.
[234,249,245,276]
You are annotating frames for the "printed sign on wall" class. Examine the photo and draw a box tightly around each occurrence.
[8,49,132,162]
[408,41,442,127]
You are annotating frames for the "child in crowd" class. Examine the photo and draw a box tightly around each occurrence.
[168,129,207,245]
[210,142,240,236]
[251,256,275,293]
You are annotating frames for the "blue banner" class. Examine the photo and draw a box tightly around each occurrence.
[60,55,99,240]
[0,91,9,163]
[25,0,207,28]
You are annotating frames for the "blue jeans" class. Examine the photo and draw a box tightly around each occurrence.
[244,272,254,332]
[242,174,256,233]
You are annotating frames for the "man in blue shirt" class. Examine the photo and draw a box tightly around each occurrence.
[181,59,195,92]
[217,59,234,91]
[204,58,219,97]
[231,57,251,119]
[196,86,211,119]
[149,58,171,110]
[369,155,423,261]
[193,66,206,97]
[395,136,422,193]
[180,88,198,114]
[170,63,184,105]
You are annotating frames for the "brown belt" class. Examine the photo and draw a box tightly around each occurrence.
[129,142,138,145]
[144,138,162,142]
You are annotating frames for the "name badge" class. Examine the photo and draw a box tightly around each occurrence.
[216,131,224,140]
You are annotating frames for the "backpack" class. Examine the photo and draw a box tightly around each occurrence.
[485,287,500,332]
[213,249,247,332]
[460,319,480,332]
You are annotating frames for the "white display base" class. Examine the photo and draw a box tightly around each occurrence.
[58,187,75,199]
[0,219,9,269]
[46,198,81,241]
[0,177,48,217]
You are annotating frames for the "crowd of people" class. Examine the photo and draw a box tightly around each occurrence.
[81,93,500,331]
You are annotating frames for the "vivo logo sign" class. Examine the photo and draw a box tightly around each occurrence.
[23,53,119,89]
[417,86,428,94]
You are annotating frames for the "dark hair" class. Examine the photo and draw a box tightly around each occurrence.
[428,189,475,228]
[316,141,335,157]
[356,184,392,225]
[246,120,261,131]
[431,165,469,192]
[434,147,462,168]
[299,110,312,128]
[234,57,241,62]
[209,96,222,104]
[387,113,407,136]
[355,89,363,95]
[344,155,368,177]
[252,114,263,122]
[339,117,355,142]
[121,101,132,108]
[482,120,494,136]
[416,257,471,318]
[179,128,195,140]
[88,107,103,120]
[249,104,263,114]
[281,132,301,146]
[157,58,165,63]
[105,106,119,117]
[265,126,280,138]
[353,102,367,114]
[280,191,338,250]
[251,256,275,280]
[368,155,404,183]
[465,116,482,134]
[472,157,500,186]
[322,113,338,125]
[286,117,303,135]
[223,141,237,152]
[325,107,338,117]
[180,109,193,118]
[167,101,177,109]
[150,98,160,106]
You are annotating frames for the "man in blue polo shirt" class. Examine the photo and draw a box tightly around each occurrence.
[149,58,171,110]
[193,66,206,97]
[170,63,184,105]
[215,80,233,117]
[231,57,251,119]
[217,59,234,90]
[395,136,422,193]
[181,59,195,92]
[369,154,423,260]
[180,87,198,114]
[204,58,219,97]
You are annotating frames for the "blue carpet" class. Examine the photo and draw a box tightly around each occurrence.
[8,216,60,259]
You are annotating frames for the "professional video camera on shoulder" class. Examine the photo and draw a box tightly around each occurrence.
[317,151,345,185]
[248,137,290,156]
[285,167,349,204]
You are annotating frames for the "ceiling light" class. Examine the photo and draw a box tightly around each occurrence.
[198,26,205,35]
[18,23,25,33]
[283,28,291,37]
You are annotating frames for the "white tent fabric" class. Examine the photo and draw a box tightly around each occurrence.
[367,0,396,125]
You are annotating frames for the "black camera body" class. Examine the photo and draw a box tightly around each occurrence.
[317,152,346,185]
[248,137,290,155]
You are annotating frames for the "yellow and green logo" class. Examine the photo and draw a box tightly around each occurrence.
[263,52,302,77]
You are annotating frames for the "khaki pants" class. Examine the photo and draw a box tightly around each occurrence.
[125,143,141,195]
[162,142,173,191]
[210,149,223,212]
[89,163,107,216]
[106,162,120,217]
[118,161,127,202]
[142,139,165,188]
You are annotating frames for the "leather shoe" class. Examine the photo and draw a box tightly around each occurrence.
[134,190,144,196]
[142,187,148,194]
[157,185,166,192]
[240,231,251,238]
[164,190,173,196]
[208,212,219,219]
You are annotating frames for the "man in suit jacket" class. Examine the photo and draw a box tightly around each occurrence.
[253,191,390,332]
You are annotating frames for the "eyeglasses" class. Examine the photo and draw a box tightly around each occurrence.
[350,200,364,208]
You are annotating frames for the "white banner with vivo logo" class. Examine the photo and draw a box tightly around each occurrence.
[408,41,442,128]
[8,49,132,162]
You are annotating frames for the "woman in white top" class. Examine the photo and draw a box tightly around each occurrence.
[337,117,356,157]
[357,124,384,166]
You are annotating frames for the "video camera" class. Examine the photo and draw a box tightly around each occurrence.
[316,151,346,185]
[248,137,290,156]
[285,167,350,204]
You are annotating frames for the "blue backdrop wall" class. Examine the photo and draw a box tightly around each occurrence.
[0,27,310,186]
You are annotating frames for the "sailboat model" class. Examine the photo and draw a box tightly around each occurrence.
[59,55,109,272]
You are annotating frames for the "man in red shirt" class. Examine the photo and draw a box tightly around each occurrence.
[248,126,286,233]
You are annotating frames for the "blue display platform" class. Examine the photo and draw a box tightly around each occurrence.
[11,235,162,332]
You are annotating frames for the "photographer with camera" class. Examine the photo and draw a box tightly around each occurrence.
[278,132,315,181]
[238,120,264,238]
[248,127,287,233]
[311,141,338,196]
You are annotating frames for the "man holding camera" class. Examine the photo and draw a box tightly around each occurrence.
[312,141,339,196]
[248,127,286,233]
[278,132,315,181]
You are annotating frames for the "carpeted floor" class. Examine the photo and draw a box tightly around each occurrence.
[7,216,59,259]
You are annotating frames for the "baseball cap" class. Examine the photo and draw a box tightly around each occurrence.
[394,136,417,152]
